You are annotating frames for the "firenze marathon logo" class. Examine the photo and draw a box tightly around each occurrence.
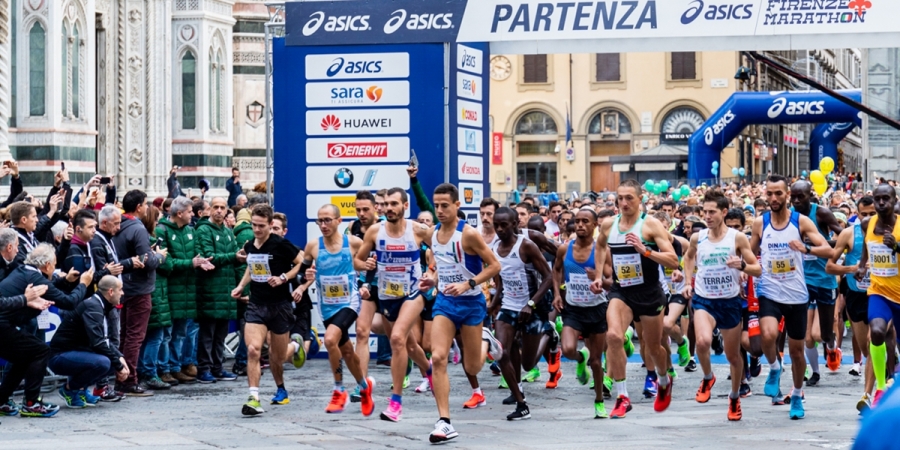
[762,0,871,25]
[327,143,388,158]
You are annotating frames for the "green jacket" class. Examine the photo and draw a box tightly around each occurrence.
[411,177,434,216]
[233,219,254,297]
[156,217,198,320]
[194,217,239,320]
[147,236,174,329]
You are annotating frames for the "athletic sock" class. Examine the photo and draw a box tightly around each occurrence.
[770,360,782,372]
[249,387,259,399]
[277,384,285,390]
[806,346,820,374]
[703,372,714,381]
[658,374,669,387]
[518,383,524,395]
[390,394,402,405]
[440,417,451,424]
[334,381,344,392]
[729,391,740,399]
[358,378,368,391]
[473,387,483,396]
[615,379,628,398]
[871,343,888,390]
[647,370,658,381]
[426,363,433,377]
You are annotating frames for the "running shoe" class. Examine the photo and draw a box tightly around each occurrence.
[271,387,290,405]
[507,402,531,421]
[610,395,632,419]
[463,391,486,409]
[483,327,503,362]
[350,385,362,403]
[0,399,18,416]
[654,375,673,412]
[696,375,716,403]
[142,375,172,390]
[857,393,871,413]
[825,346,842,372]
[58,386,85,409]
[20,397,60,418]
[589,379,594,389]
[360,378,375,417]
[450,340,461,365]
[415,378,431,393]
[603,376,614,399]
[213,370,238,381]
[392,376,410,390]
[764,366,782,398]
[523,367,541,383]
[873,389,885,407]
[728,397,743,421]
[502,393,524,405]
[677,336,691,367]
[547,348,561,374]
[576,347,590,385]
[849,363,862,377]
[242,396,264,416]
[555,316,564,335]
[624,326,635,357]
[594,401,609,419]
[80,389,101,407]
[804,364,812,381]
[325,389,349,413]
[429,419,458,444]
[291,333,307,369]
[789,394,805,419]
[667,367,678,381]
[380,399,402,422]
[711,329,724,355]
[685,359,698,372]
[750,356,762,378]
[499,376,508,389]
[310,327,323,357]
[545,369,563,389]
[490,361,501,376]
[806,372,820,387]
[739,382,752,398]
[197,371,217,384]
[643,375,658,398]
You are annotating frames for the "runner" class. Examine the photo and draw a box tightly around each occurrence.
[750,175,832,420]
[826,196,877,410]
[299,204,374,416]
[354,187,432,423]
[553,208,612,419]
[420,183,500,444]
[726,208,758,397]
[489,207,553,420]
[231,204,306,416]
[682,190,761,421]
[593,179,680,418]
[855,185,900,407]
[653,211,691,379]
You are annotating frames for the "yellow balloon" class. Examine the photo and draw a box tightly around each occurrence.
[809,170,825,185]
[813,182,827,196]
[820,157,835,175]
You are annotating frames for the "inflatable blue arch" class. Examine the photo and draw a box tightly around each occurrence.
[688,90,862,182]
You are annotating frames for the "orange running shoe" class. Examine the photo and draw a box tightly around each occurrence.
[826,347,843,372]
[695,375,716,403]
[873,389,885,407]
[545,369,563,389]
[359,377,375,417]
[727,397,742,421]
[547,350,561,374]
[654,375,673,412]
[462,390,486,409]
[325,389,348,413]
[610,395,632,419]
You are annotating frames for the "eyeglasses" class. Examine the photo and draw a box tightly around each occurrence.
[315,218,336,226]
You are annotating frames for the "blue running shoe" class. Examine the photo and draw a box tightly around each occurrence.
[764,367,782,398]
[643,375,658,398]
[197,371,217,384]
[271,387,289,405]
[80,389,101,407]
[0,399,19,416]
[58,387,85,408]
[789,394,805,419]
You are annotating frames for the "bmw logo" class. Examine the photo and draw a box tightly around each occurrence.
[334,168,354,188]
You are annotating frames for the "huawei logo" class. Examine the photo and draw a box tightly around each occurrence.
[321,114,341,131]
[366,86,383,102]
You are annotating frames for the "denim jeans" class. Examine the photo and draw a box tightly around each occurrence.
[376,334,392,363]
[169,319,189,373]
[182,319,199,366]
[139,326,171,378]
[48,351,114,390]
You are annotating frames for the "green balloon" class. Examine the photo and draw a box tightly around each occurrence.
[660,180,670,190]
[680,185,690,196]
[672,191,682,201]
[642,194,648,203]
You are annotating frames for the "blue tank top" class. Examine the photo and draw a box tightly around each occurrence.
[315,235,360,320]
[799,204,837,289]
[845,223,867,293]
[563,240,605,307]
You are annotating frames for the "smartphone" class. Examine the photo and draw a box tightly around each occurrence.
[100,176,111,184]
[409,149,419,168]
[61,162,65,171]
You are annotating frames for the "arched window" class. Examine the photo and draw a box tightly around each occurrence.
[181,52,196,129]
[61,22,68,116]
[29,22,46,116]
[515,111,557,135]
[72,23,79,118]
[514,110,559,193]
[589,109,632,136]
[661,106,705,135]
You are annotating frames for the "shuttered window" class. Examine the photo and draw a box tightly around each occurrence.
[523,55,548,83]
[671,52,697,80]
[595,53,620,82]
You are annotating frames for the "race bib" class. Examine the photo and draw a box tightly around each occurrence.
[380,272,410,299]
[567,273,596,304]
[766,248,798,281]
[320,275,351,305]
[698,266,736,299]
[869,243,899,278]
[857,271,871,290]
[500,269,529,299]
[613,253,644,287]
[247,253,271,283]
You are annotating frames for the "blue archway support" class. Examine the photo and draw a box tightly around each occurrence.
[809,121,860,171]
[688,90,862,183]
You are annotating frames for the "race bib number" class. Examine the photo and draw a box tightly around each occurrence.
[247,253,271,283]
[869,243,899,278]
[380,272,410,299]
[500,269,528,300]
[766,248,797,280]
[857,271,871,290]
[320,275,351,305]
[698,266,736,299]
[613,253,644,287]
[567,273,597,304]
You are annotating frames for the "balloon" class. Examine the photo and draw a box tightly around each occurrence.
[809,170,825,185]
[712,161,719,168]
[801,170,808,177]
[513,190,521,203]
[644,179,655,190]
[820,157,835,175]
[681,185,690,196]
[654,183,663,195]
[642,194,648,203]
[660,180,670,191]
[739,167,746,177]
[711,167,718,176]
[813,182,827,196]
[550,192,559,202]
[731,167,738,176]
[673,191,682,201]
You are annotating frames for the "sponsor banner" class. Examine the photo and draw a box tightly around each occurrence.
[307,109,410,136]
[457,99,482,127]
[306,194,410,219]
[492,132,503,164]
[305,80,410,108]
[305,53,410,80]
[306,165,411,192]
[286,0,468,46]
[306,137,410,164]
[462,210,480,229]
[458,154,484,181]
[457,127,483,155]
[456,44,483,75]
[457,72,482,101]
[458,182,485,208]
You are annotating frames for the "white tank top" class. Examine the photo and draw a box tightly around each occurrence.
[492,235,530,311]
[375,221,421,300]
[433,220,483,298]
[757,212,807,305]
[694,228,741,299]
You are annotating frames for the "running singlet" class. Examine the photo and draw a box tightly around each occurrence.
[375,221,421,300]
[563,240,606,307]
[662,238,685,296]
[757,211,808,305]
[433,220,483,298]
[492,235,530,311]
[796,204,837,289]
[608,213,661,290]
[845,222,869,292]
[865,217,900,302]
[315,235,360,320]
[693,228,741,299]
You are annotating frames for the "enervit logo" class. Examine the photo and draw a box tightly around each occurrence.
[366,86,382,102]
[383,9,454,34]
[326,57,383,78]
[767,98,826,119]
[703,110,736,145]
[321,114,341,131]
[327,143,388,159]
[302,11,370,36]
[334,168,354,188]
[681,0,753,25]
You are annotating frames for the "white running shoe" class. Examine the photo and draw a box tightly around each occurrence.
[450,340,461,365]
[415,378,431,393]
[482,327,503,362]
[849,363,861,377]
[429,419,458,444]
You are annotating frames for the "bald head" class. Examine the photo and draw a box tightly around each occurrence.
[98,275,124,306]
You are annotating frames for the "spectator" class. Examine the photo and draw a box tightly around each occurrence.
[226,168,243,207]
[162,198,173,218]
[9,199,59,265]
[112,190,159,396]
[167,166,184,199]
[49,276,128,408]
[0,243,92,314]
[138,205,175,390]
[545,201,562,237]
[61,210,112,297]
[191,198,209,228]
[235,194,248,209]
[195,197,242,383]
[230,196,258,375]
[0,228,20,279]
[224,209,236,229]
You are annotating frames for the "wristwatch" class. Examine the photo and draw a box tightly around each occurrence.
[361,283,371,290]
[740,260,747,271]
[467,279,477,289]
[527,300,536,308]
[279,274,287,282]
[643,248,652,257]
[804,243,811,254]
